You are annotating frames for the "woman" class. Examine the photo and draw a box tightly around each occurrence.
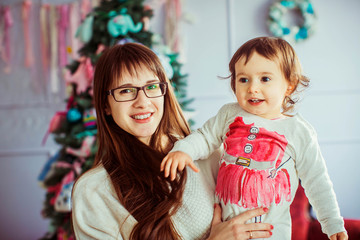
[71,43,273,239]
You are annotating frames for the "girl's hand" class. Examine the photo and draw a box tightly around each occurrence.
[208,204,273,240]
[160,151,199,181]
[329,231,348,240]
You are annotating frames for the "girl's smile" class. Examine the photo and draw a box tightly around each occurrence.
[248,98,265,105]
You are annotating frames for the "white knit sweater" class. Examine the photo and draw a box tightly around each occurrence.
[72,151,220,240]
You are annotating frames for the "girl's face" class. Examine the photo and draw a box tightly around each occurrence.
[234,52,293,119]
[106,67,164,145]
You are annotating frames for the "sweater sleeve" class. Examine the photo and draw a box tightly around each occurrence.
[72,168,137,240]
[171,104,230,161]
[295,128,346,237]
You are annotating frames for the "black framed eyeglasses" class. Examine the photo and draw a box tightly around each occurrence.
[106,82,168,102]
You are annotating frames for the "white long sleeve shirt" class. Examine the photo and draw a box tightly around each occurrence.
[72,151,220,240]
[171,102,345,239]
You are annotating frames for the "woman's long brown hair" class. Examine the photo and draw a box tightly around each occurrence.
[93,43,190,239]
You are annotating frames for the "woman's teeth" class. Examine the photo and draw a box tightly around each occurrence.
[133,113,151,120]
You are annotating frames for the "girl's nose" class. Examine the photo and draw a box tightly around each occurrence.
[248,82,259,93]
[133,89,151,107]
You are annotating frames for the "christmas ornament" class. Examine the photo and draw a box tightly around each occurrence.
[64,57,94,94]
[55,181,74,212]
[107,8,143,37]
[75,15,94,43]
[66,135,95,157]
[42,111,67,145]
[37,151,60,186]
[155,51,174,79]
[83,108,96,129]
[268,0,316,43]
[67,108,82,122]
[54,158,84,212]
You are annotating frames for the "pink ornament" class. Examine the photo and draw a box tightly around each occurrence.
[96,44,106,54]
[66,135,95,157]
[64,57,94,94]
[42,111,67,145]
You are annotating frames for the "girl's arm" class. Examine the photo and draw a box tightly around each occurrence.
[161,151,199,180]
[172,104,232,161]
[295,120,346,238]
[161,104,233,180]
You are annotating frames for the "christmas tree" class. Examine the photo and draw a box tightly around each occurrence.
[38,0,193,239]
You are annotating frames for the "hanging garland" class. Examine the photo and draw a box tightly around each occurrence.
[267,0,316,43]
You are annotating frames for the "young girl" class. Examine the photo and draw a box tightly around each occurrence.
[71,43,273,240]
[161,37,348,239]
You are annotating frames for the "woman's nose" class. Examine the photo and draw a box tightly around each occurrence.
[133,89,151,107]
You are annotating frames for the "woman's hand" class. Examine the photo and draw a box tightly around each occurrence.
[329,231,348,240]
[208,204,273,240]
[160,151,199,180]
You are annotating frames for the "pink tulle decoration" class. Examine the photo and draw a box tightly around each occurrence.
[80,0,91,20]
[40,4,50,77]
[216,116,292,209]
[57,4,70,67]
[22,0,34,68]
[2,6,13,73]
[216,162,291,208]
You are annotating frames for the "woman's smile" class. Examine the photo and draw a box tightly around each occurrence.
[131,112,153,121]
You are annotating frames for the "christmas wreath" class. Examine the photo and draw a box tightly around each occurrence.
[267,0,316,43]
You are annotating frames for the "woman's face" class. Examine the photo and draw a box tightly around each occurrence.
[106,67,165,145]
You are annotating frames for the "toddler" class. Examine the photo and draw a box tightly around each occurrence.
[161,37,347,239]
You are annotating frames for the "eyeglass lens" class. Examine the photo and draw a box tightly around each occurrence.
[113,83,166,102]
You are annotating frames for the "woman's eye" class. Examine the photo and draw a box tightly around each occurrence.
[262,77,271,82]
[146,84,158,90]
[239,78,248,83]
[119,88,135,94]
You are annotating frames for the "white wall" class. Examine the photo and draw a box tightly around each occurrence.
[182,0,360,219]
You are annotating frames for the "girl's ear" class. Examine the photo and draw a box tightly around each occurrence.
[286,84,295,96]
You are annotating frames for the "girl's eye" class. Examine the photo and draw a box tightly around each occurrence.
[239,78,248,83]
[262,77,271,82]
